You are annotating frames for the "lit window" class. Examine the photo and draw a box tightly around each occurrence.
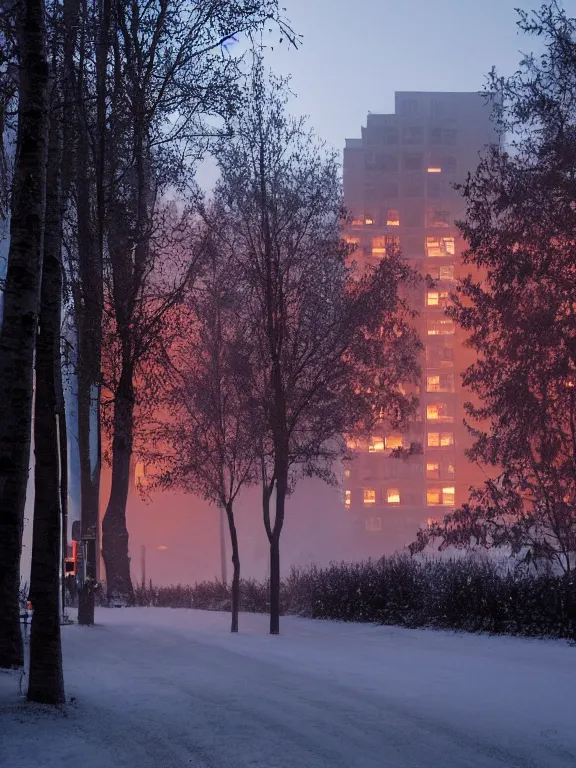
[427,402,452,421]
[426,375,454,392]
[363,489,376,505]
[427,167,442,173]
[427,488,441,505]
[365,217,374,225]
[345,489,351,508]
[427,432,440,448]
[440,432,454,447]
[135,461,148,488]
[426,236,455,257]
[351,219,363,226]
[371,237,386,256]
[366,517,382,532]
[344,469,351,478]
[447,463,455,476]
[427,290,449,306]
[427,318,455,335]
[344,236,360,249]
[385,435,403,450]
[387,209,400,226]
[442,486,455,506]
[387,488,400,504]
[369,437,385,452]
[426,462,439,479]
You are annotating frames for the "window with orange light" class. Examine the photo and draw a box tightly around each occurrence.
[426,374,454,393]
[371,236,386,256]
[427,401,453,421]
[426,290,449,307]
[426,236,455,257]
[365,217,374,225]
[344,236,360,250]
[426,462,440,479]
[363,489,376,505]
[442,486,455,506]
[351,219,363,226]
[427,488,441,505]
[427,432,454,448]
[345,489,351,508]
[387,488,400,504]
[344,469,351,478]
[385,435,403,450]
[369,437,385,452]
[387,209,400,226]
[134,461,148,488]
[440,432,454,447]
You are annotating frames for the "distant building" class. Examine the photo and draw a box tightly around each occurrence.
[342,91,496,556]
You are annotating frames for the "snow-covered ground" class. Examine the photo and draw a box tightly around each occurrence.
[1,609,575,768]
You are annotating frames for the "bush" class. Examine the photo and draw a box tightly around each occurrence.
[130,554,576,640]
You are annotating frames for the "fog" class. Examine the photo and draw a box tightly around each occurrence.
[120,474,407,587]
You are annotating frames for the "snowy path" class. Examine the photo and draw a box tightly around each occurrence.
[1,608,575,768]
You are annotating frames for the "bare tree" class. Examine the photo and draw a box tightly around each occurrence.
[213,63,421,634]
[0,0,50,670]
[100,0,294,604]
[151,236,256,631]
[27,60,66,703]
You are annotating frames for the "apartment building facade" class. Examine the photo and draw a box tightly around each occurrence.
[342,91,496,556]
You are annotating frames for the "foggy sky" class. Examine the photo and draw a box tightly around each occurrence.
[198,0,545,190]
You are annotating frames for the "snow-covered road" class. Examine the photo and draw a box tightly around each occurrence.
[1,608,575,768]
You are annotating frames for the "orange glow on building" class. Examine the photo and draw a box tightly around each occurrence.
[341,91,495,556]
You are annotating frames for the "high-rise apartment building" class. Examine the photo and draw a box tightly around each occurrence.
[342,92,496,555]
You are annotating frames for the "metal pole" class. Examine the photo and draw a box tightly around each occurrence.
[219,507,227,585]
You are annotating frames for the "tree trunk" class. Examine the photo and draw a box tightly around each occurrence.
[56,362,68,615]
[269,470,286,635]
[0,0,49,670]
[72,0,104,626]
[76,374,100,625]
[225,503,240,633]
[27,98,65,704]
[269,535,281,635]
[101,363,135,604]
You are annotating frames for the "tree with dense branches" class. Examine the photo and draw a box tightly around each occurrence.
[213,62,421,633]
[411,3,576,573]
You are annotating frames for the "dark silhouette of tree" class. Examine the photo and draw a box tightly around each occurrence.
[151,237,257,632]
[28,66,66,703]
[0,0,50,670]
[411,4,576,573]
[100,0,294,604]
[214,62,421,634]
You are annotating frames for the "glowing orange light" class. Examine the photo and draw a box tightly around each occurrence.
[428,167,442,173]
[157,545,168,551]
